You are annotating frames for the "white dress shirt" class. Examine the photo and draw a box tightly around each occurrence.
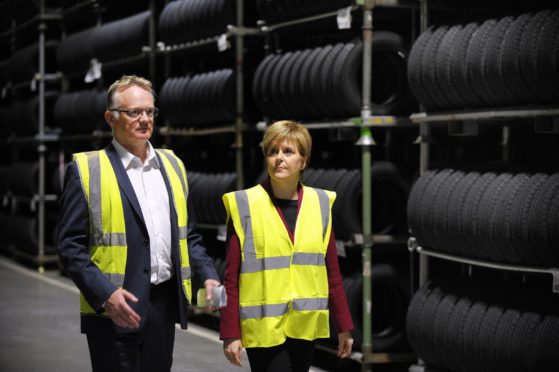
[112,139,173,284]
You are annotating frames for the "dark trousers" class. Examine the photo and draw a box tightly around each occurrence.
[86,279,178,372]
[246,338,315,372]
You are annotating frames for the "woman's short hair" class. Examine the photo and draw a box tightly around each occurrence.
[106,75,155,109]
[262,120,312,162]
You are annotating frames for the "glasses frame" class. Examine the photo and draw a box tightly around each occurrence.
[110,107,159,118]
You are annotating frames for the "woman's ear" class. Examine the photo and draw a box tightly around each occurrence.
[301,158,307,171]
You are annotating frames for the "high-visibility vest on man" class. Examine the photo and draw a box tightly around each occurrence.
[223,184,335,347]
[72,148,192,315]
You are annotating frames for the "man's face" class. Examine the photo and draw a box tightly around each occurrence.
[106,85,155,148]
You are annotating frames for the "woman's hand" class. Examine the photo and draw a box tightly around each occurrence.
[223,338,244,366]
[337,331,353,358]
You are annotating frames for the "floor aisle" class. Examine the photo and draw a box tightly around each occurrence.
[0,256,252,372]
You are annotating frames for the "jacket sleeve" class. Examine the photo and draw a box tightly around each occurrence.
[186,193,219,282]
[326,230,354,333]
[57,162,117,313]
[219,221,241,339]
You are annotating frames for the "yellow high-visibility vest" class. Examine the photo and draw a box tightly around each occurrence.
[73,148,192,315]
[223,184,335,347]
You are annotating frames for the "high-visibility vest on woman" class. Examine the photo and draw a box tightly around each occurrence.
[73,148,192,315]
[223,184,335,348]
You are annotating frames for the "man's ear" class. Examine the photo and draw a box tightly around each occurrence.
[104,110,115,128]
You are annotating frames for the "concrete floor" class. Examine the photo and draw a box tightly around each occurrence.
[0,256,407,372]
[0,256,253,372]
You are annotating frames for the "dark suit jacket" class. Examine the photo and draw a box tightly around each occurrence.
[57,143,218,334]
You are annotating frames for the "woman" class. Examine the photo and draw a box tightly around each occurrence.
[220,120,354,371]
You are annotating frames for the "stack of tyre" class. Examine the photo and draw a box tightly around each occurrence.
[56,10,149,72]
[407,9,559,111]
[157,0,241,128]
[90,11,150,64]
[188,171,237,224]
[159,71,235,127]
[252,31,415,121]
[53,89,107,134]
[6,92,59,135]
[4,40,60,137]
[158,0,234,45]
[406,9,559,370]
[408,169,559,266]
[55,10,150,135]
[304,165,411,351]
[407,277,559,372]
[0,162,59,254]
[56,26,96,76]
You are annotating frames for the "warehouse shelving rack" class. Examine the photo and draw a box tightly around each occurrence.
[410,106,559,296]
[407,0,559,370]
[0,0,63,272]
[255,0,419,369]
[153,0,259,192]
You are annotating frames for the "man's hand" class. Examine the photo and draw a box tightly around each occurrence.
[104,288,141,329]
[223,338,243,366]
[204,279,221,311]
[337,331,353,358]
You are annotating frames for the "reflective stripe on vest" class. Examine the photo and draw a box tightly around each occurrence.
[239,298,329,320]
[155,149,192,303]
[73,148,192,315]
[223,184,335,347]
[233,188,329,274]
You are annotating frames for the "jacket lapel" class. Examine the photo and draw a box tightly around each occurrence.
[104,143,147,230]
[156,151,179,245]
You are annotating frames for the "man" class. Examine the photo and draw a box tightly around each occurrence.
[57,75,220,372]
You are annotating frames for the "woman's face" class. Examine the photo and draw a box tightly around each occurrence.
[266,138,307,184]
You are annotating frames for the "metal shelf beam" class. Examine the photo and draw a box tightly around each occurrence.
[410,107,559,124]
[159,125,238,137]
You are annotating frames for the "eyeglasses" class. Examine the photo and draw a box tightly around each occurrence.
[110,107,159,118]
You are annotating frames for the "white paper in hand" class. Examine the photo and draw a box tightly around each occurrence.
[196,285,227,308]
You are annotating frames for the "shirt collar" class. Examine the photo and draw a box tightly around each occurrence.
[111,138,160,169]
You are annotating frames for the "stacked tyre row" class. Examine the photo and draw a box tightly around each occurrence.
[158,0,234,45]
[408,9,559,111]
[301,164,410,240]
[56,27,96,75]
[0,161,59,255]
[407,278,559,372]
[159,71,236,127]
[340,264,409,352]
[252,31,414,121]
[90,11,149,63]
[0,162,61,197]
[56,10,149,73]
[53,89,107,134]
[6,40,58,84]
[256,0,353,24]
[188,172,236,224]
[407,168,559,266]
[0,211,58,255]
[4,92,59,135]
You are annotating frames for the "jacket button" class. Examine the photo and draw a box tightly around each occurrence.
[143,268,149,275]
[143,240,148,247]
